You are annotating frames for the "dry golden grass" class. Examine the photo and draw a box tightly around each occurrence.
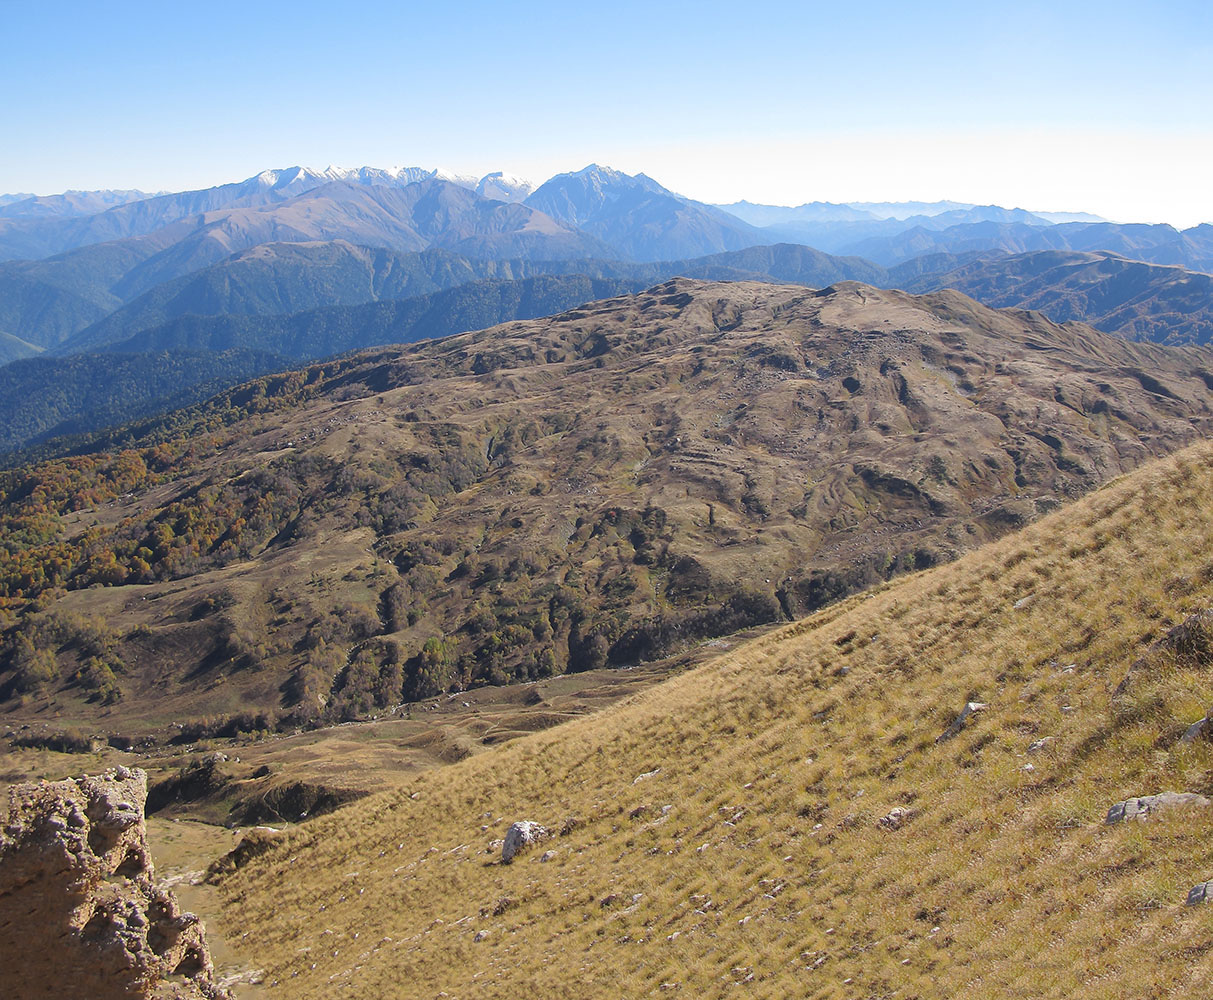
[222,440,1213,998]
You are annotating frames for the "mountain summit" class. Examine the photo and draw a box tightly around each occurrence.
[525,164,772,260]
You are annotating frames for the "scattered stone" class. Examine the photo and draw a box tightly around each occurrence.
[1186,880,1213,906]
[1180,706,1213,744]
[0,768,231,1000]
[633,768,661,784]
[877,807,910,830]
[473,930,490,942]
[937,701,987,743]
[538,850,557,863]
[1013,595,1034,610]
[501,821,547,863]
[1104,791,1212,825]
[1026,738,1055,753]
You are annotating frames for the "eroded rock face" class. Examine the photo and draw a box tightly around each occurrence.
[0,766,231,1000]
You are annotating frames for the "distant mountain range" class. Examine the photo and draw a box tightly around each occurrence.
[0,161,1211,457]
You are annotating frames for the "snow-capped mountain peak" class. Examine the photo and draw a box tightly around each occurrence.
[245,165,531,200]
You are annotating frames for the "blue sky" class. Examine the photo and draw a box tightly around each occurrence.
[4,0,1211,224]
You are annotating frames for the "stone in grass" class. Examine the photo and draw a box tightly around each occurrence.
[1186,880,1213,906]
[877,807,910,830]
[1179,706,1213,744]
[936,701,987,743]
[1104,791,1212,825]
[501,821,547,863]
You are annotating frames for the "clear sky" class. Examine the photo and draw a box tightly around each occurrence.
[4,0,1211,226]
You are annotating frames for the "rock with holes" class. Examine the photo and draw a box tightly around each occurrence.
[936,701,987,743]
[501,820,547,863]
[0,767,231,1000]
[1104,791,1212,825]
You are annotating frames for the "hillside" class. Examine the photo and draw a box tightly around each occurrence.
[0,349,291,455]
[904,249,1213,346]
[219,437,1213,998]
[0,276,644,456]
[1,280,1211,740]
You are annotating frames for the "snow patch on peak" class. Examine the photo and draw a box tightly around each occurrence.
[476,171,534,203]
[245,165,533,201]
[432,167,479,190]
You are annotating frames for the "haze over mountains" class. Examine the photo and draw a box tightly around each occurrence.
[0,161,1211,459]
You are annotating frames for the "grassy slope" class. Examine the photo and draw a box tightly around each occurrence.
[224,439,1213,998]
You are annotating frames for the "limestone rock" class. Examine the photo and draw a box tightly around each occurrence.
[501,820,547,863]
[1104,791,1212,825]
[937,701,987,743]
[0,767,231,1000]
[877,807,910,830]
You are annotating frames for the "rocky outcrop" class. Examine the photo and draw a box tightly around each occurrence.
[501,820,547,863]
[1104,791,1212,825]
[0,766,231,1000]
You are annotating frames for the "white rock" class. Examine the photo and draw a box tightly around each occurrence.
[501,821,547,863]
[1105,791,1212,824]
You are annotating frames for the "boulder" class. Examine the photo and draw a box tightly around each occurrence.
[0,767,231,1000]
[1104,791,1212,825]
[936,701,987,743]
[501,820,547,863]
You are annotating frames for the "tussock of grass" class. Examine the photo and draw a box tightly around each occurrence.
[223,442,1213,998]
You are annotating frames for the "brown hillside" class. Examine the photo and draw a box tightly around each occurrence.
[219,438,1213,999]
[1,279,1212,737]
